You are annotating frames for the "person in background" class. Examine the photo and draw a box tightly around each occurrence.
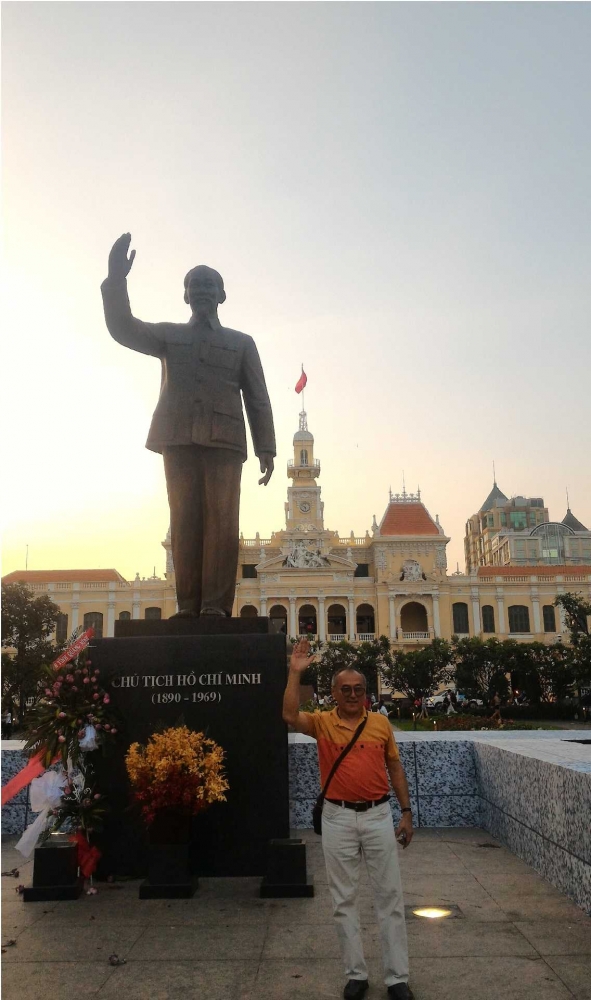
[378,699,390,717]
[2,708,13,739]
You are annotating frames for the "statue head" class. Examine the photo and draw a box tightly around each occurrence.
[183,265,226,311]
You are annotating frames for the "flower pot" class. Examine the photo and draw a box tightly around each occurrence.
[139,809,197,899]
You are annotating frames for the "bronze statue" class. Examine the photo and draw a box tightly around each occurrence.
[101,234,275,618]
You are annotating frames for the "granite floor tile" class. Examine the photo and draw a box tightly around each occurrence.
[475,872,579,899]
[1,901,53,935]
[252,958,347,1000]
[1,921,145,963]
[262,921,343,960]
[484,892,589,923]
[406,919,538,957]
[405,956,572,1000]
[0,962,117,1000]
[127,924,267,961]
[445,843,537,875]
[514,920,591,955]
[544,955,591,1000]
[97,959,259,1000]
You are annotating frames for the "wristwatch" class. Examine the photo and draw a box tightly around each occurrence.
[401,807,412,814]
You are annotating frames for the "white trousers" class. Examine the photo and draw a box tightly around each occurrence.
[322,799,409,986]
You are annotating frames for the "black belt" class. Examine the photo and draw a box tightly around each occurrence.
[326,794,390,812]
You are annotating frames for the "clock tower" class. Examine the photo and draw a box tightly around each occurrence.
[285,410,324,532]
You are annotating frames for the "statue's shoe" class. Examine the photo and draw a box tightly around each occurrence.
[170,608,200,619]
[200,607,227,617]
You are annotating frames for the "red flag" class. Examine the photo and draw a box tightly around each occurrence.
[295,370,307,394]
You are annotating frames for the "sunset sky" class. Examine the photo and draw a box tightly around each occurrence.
[3,2,590,581]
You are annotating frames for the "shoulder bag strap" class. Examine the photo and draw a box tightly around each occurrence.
[319,716,368,802]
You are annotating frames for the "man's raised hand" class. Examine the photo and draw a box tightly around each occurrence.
[289,638,316,673]
[108,233,136,281]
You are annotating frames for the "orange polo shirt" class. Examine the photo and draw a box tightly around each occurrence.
[302,708,399,801]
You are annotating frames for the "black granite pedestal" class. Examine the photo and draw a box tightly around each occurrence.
[90,620,291,879]
[23,838,82,902]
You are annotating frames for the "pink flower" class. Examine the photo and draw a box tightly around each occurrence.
[45,688,52,696]
[93,693,99,701]
[66,674,74,683]
[103,723,110,730]
[71,686,78,692]
[94,793,101,800]
[95,723,102,730]
[58,735,66,743]
[83,677,90,684]
[58,712,66,719]
[103,694,110,705]
[93,669,100,676]
[86,660,92,666]
[82,668,88,676]
[111,728,118,735]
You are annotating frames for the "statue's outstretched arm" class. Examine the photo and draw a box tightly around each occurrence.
[101,234,163,358]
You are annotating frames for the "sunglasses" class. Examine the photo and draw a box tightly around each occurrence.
[338,685,366,697]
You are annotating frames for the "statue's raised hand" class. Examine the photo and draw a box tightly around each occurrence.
[108,233,136,281]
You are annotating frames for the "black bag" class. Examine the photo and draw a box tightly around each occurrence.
[312,717,367,836]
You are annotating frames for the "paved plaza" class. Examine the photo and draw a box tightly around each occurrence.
[2,826,590,1000]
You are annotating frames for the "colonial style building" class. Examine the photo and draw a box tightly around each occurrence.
[4,413,590,645]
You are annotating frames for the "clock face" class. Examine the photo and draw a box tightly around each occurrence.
[299,501,311,513]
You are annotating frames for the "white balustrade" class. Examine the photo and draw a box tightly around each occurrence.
[400,631,430,640]
[357,633,375,641]
[327,633,347,641]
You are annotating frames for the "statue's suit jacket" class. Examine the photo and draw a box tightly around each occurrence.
[101,278,276,461]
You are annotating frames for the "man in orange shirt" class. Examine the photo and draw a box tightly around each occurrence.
[283,639,413,1000]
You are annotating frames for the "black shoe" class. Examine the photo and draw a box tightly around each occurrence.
[344,981,369,1000]
[387,985,414,1000]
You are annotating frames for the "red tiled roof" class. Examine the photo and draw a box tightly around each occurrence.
[2,569,126,584]
[380,502,440,536]
[477,566,589,577]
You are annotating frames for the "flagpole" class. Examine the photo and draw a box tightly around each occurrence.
[301,363,305,413]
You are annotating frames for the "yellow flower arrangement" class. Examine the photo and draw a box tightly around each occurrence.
[125,725,229,824]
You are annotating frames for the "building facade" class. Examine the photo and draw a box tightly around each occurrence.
[4,414,590,645]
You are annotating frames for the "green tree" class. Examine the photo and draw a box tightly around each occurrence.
[555,592,591,693]
[382,638,453,703]
[452,637,510,703]
[1,582,61,726]
[306,636,392,696]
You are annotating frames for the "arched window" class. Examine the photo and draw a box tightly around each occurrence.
[482,605,495,633]
[452,602,469,634]
[56,613,68,644]
[300,449,308,466]
[543,605,556,632]
[240,604,258,617]
[327,603,347,636]
[508,605,530,633]
[298,603,317,636]
[145,607,162,620]
[119,611,131,621]
[84,612,103,640]
[400,602,428,633]
[356,603,375,635]
[269,604,287,633]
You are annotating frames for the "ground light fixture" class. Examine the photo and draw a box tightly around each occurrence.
[412,907,453,919]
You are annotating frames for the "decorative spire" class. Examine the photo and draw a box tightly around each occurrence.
[566,485,570,510]
[299,409,308,432]
[493,459,496,486]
